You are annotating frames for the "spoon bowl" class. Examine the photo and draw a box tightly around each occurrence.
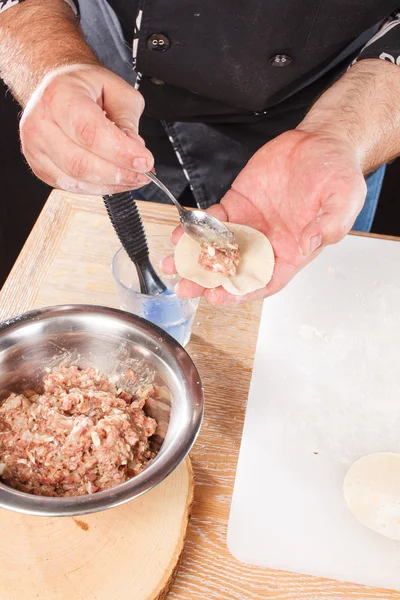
[181,209,236,247]
[146,172,236,248]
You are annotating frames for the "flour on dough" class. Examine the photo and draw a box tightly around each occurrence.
[174,223,274,296]
[344,452,400,540]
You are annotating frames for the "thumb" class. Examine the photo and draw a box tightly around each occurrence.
[300,189,365,256]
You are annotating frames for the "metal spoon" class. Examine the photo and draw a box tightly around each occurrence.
[145,171,235,248]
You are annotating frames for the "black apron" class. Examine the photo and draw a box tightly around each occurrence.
[80,0,400,207]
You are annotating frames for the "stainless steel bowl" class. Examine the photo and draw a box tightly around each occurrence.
[0,305,203,517]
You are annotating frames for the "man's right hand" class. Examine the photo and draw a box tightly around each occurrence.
[20,64,154,196]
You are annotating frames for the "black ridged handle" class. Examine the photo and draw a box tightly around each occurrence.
[103,192,167,296]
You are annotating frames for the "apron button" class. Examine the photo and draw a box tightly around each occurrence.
[269,54,292,67]
[147,34,171,52]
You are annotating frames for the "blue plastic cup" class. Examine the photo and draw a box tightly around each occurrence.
[112,236,200,347]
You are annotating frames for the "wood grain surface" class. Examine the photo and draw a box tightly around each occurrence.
[1,189,399,600]
[0,460,193,600]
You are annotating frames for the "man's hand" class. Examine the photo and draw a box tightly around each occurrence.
[0,0,153,195]
[165,59,400,305]
[164,129,366,304]
[20,65,153,195]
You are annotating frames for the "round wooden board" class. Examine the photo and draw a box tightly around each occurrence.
[0,458,193,600]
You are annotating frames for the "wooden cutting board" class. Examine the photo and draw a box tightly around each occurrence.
[0,460,193,600]
[0,189,194,600]
[3,190,399,599]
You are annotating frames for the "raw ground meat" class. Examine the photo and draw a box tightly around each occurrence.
[0,365,159,497]
[198,241,240,277]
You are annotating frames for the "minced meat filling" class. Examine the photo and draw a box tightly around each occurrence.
[0,366,158,497]
[198,241,240,277]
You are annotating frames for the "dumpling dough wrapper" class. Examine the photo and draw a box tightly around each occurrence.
[174,223,275,296]
[344,452,400,540]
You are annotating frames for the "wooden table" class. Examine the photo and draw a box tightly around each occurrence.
[0,190,398,600]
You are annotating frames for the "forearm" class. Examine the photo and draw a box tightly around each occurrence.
[0,0,99,106]
[298,59,400,174]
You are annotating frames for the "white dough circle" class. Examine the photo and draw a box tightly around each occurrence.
[174,223,275,296]
[344,452,400,540]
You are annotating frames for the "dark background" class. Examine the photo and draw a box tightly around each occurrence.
[1,81,400,289]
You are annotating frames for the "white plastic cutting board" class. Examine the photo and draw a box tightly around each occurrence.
[228,234,400,591]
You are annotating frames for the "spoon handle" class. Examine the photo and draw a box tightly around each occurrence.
[103,191,166,296]
[145,172,187,218]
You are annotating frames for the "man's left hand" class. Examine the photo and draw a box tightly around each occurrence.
[163,128,366,304]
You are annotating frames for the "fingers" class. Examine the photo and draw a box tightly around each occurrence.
[160,258,206,299]
[204,285,268,306]
[299,184,366,256]
[174,279,205,299]
[201,254,309,306]
[26,120,149,190]
[167,199,277,305]
[159,258,205,299]
[26,151,143,196]
[174,278,270,305]
[160,254,176,275]
[48,89,153,173]
[170,225,184,246]
[20,66,155,194]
